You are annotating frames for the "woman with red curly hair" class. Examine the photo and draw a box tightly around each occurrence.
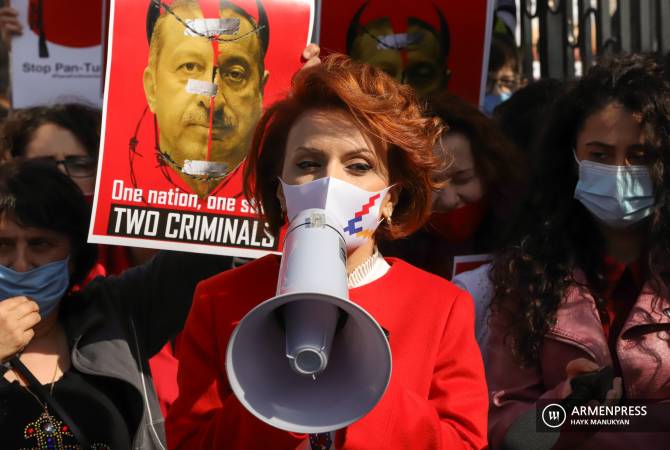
[165,55,488,450]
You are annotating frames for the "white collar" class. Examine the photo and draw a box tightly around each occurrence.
[347,248,390,288]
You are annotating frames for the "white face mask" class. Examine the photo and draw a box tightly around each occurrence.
[573,156,655,228]
[279,177,392,250]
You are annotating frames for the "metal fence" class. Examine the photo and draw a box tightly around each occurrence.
[518,0,670,80]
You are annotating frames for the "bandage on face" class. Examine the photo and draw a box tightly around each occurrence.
[149,0,258,179]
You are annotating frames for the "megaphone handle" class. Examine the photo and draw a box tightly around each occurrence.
[309,432,333,450]
[381,327,390,340]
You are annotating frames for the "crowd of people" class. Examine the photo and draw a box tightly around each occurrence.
[0,3,669,450]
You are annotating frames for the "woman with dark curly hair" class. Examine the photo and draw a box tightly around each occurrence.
[486,53,670,449]
[166,55,488,450]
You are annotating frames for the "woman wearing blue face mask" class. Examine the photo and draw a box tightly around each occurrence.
[0,160,231,449]
[485,54,670,449]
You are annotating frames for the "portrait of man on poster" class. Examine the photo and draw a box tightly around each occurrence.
[346,0,450,99]
[143,0,269,197]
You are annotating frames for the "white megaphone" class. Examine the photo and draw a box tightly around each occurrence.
[226,208,392,434]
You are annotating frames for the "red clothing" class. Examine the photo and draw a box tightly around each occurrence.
[76,245,134,288]
[599,257,644,339]
[166,255,488,449]
[599,257,645,378]
[149,341,180,417]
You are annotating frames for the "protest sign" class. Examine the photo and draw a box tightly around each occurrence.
[89,0,316,258]
[319,0,493,106]
[451,253,493,279]
[10,0,104,107]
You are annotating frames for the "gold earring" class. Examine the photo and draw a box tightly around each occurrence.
[386,215,392,225]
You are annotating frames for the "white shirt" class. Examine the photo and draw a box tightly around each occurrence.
[452,263,493,365]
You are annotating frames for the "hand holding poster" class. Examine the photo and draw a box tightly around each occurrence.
[10,0,104,107]
[89,0,316,258]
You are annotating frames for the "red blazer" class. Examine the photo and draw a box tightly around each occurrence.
[166,255,488,449]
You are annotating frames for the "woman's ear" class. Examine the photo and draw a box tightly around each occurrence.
[382,185,400,220]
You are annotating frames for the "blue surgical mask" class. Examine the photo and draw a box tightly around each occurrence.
[574,156,655,228]
[0,257,70,318]
[483,91,512,115]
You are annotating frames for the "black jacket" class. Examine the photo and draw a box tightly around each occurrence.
[60,251,232,449]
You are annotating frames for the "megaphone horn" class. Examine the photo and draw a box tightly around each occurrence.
[226,209,392,434]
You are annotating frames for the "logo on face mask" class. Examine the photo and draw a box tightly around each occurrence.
[343,193,383,239]
[280,178,392,250]
[574,156,655,228]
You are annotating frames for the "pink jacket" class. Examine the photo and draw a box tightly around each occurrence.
[486,273,670,449]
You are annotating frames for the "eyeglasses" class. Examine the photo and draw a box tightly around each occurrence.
[31,156,97,178]
[486,75,521,92]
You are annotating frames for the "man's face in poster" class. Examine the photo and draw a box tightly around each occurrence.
[350,17,448,99]
[143,1,269,196]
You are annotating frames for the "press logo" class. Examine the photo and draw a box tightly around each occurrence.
[537,401,659,432]
[541,403,567,428]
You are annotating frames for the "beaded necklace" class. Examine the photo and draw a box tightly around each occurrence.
[12,358,76,446]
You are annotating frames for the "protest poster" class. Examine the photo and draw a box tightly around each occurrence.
[319,0,493,106]
[10,0,104,107]
[89,0,316,258]
[451,253,493,279]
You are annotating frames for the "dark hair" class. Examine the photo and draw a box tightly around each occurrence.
[0,160,97,285]
[428,93,526,215]
[0,103,101,160]
[491,53,670,365]
[661,50,670,82]
[493,78,571,154]
[244,54,444,239]
[488,34,519,75]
